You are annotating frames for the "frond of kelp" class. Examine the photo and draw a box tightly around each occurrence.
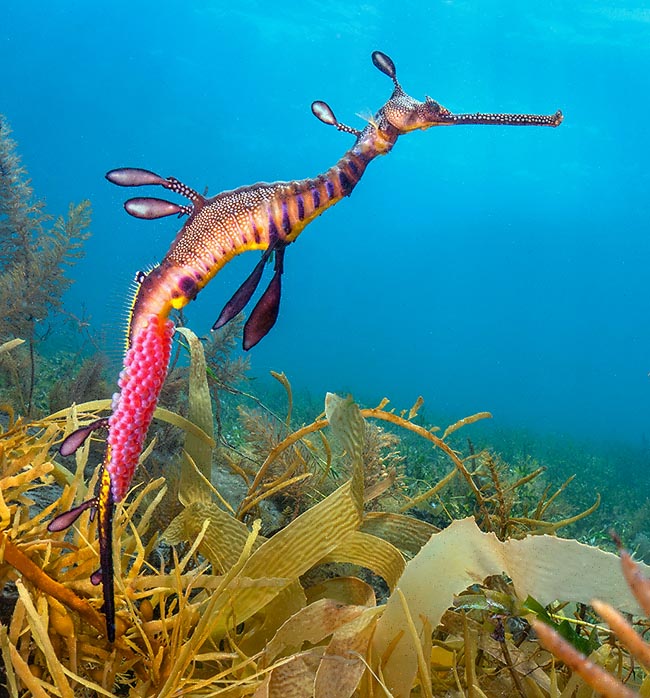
[533,543,650,697]
[373,517,650,698]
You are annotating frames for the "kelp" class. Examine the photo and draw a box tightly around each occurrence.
[1,330,647,696]
[374,516,650,697]
[532,540,650,697]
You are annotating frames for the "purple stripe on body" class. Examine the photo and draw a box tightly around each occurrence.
[268,213,279,241]
[281,200,291,234]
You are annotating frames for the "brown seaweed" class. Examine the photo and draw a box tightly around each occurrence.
[0,115,92,416]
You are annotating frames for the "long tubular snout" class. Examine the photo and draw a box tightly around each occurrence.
[442,109,563,127]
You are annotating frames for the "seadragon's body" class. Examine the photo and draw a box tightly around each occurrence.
[49,52,562,641]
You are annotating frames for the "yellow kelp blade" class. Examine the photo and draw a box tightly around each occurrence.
[314,606,382,698]
[261,598,369,667]
[175,326,214,505]
[163,500,260,573]
[207,480,362,636]
[319,530,405,591]
[259,604,382,698]
[360,511,437,558]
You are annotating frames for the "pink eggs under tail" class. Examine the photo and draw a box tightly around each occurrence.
[106,314,174,501]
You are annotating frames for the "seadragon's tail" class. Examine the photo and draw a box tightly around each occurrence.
[49,314,174,641]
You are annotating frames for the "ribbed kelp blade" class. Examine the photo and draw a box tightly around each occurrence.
[319,530,405,591]
[324,392,365,512]
[175,327,214,505]
[321,394,433,591]
[360,512,437,558]
[243,582,308,657]
[256,649,324,698]
[260,601,382,698]
[210,480,362,634]
[304,576,376,607]
[262,598,368,667]
[163,500,261,572]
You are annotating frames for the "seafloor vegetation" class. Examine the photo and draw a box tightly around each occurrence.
[2,115,650,697]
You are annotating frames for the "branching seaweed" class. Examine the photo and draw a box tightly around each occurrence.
[0,115,92,416]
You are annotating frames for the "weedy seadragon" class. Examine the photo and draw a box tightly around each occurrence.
[49,51,562,641]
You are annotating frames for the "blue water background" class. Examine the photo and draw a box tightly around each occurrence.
[2,1,649,449]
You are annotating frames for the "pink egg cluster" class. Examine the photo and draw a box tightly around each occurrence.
[107,314,174,501]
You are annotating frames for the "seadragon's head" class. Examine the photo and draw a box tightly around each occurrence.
[311,51,562,150]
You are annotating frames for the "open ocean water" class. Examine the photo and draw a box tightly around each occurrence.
[2,1,650,452]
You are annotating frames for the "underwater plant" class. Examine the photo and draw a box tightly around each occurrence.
[1,338,648,697]
[0,115,92,416]
[46,354,109,415]
[533,536,650,697]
